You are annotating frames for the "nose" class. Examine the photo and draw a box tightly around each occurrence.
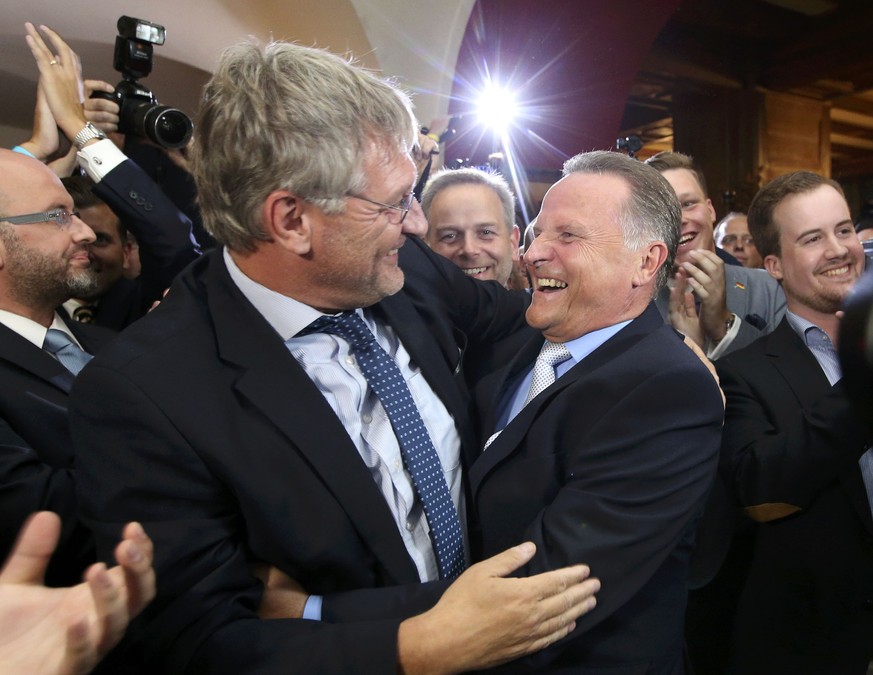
[825,232,849,259]
[457,232,480,258]
[402,199,428,239]
[523,233,551,268]
[70,215,96,245]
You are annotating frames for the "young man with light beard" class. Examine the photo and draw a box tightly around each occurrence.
[716,171,873,674]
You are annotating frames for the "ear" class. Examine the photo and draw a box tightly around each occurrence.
[764,254,783,281]
[633,241,669,287]
[705,198,717,224]
[510,225,520,259]
[121,239,133,270]
[261,190,312,255]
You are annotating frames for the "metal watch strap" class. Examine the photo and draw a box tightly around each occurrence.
[73,122,107,150]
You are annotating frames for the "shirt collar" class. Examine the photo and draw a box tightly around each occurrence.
[0,310,79,348]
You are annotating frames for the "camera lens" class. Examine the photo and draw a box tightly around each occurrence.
[143,106,193,149]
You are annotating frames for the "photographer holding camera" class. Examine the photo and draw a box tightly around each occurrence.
[22,22,201,330]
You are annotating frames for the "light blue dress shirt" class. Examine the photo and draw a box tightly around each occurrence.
[223,250,466,618]
[495,320,632,434]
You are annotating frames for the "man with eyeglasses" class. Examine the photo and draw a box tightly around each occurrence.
[715,212,764,269]
[0,148,114,586]
[645,151,786,358]
[70,40,599,673]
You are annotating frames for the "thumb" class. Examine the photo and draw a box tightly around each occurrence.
[0,511,61,584]
[478,541,536,578]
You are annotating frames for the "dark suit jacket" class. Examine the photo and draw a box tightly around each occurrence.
[71,238,530,673]
[0,316,114,585]
[89,159,201,330]
[469,304,724,674]
[716,319,873,674]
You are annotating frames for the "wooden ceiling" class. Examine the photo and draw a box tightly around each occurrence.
[619,0,873,178]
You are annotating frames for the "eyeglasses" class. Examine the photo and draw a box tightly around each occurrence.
[0,208,80,229]
[347,191,414,223]
[720,234,754,246]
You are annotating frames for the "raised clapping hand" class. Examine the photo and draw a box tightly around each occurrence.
[0,512,155,675]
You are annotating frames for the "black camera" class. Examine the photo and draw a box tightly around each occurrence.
[90,16,193,149]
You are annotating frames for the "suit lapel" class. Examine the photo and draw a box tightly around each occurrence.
[764,320,831,411]
[201,254,420,583]
[0,322,77,393]
[470,303,663,494]
[765,320,873,532]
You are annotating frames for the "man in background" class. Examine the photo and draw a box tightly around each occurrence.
[422,167,523,289]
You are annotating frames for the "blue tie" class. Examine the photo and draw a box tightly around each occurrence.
[43,329,93,376]
[302,312,466,580]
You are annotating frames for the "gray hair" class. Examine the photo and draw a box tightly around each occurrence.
[192,41,418,252]
[421,167,516,232]
[562,151,680,292]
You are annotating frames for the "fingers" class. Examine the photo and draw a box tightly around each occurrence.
[0,511,61,584]
[85,562,128,656]
[114,522,155,619]
[525,576,600,650]
[63,615,100,675]
[474,541,536,578]
[84,79,115,96]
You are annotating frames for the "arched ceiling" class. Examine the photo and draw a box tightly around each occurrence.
[0,0,474,144]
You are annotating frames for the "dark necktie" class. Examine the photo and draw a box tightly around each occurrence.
[43,329,93,375]
[302,312,466,580]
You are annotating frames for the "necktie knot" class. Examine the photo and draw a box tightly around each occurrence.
[302,312,376,351]
[43,328,93,375]
[523,341,572,407]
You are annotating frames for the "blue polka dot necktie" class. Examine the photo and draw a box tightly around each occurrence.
[42,329,93,376]
[302,312,466,580]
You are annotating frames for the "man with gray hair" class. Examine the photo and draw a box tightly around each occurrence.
[422,167,521,288]
[469,151,723,671]
[71,40,598,673]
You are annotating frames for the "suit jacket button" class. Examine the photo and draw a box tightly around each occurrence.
[129,191,138,199]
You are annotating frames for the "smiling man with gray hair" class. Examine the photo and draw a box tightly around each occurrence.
[71,40,599,674]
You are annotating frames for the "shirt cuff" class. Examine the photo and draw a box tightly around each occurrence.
[706,313,741,359]
[77,139,127,183]
[302,594,323,621]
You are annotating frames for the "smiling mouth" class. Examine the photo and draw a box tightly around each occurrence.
[821,265,850,277]
[679,232,696,246]
[536,277,568,291]
[462,266,488,276]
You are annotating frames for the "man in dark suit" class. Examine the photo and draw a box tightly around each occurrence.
[70,40,599,674]
[469,151,724,673]
[0,148,115,585]
[60,158,200,330]
[717,171,873,674]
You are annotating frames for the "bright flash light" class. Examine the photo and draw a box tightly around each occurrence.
[476,84,517,132]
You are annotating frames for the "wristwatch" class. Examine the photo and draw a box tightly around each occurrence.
[72,122,107,150]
